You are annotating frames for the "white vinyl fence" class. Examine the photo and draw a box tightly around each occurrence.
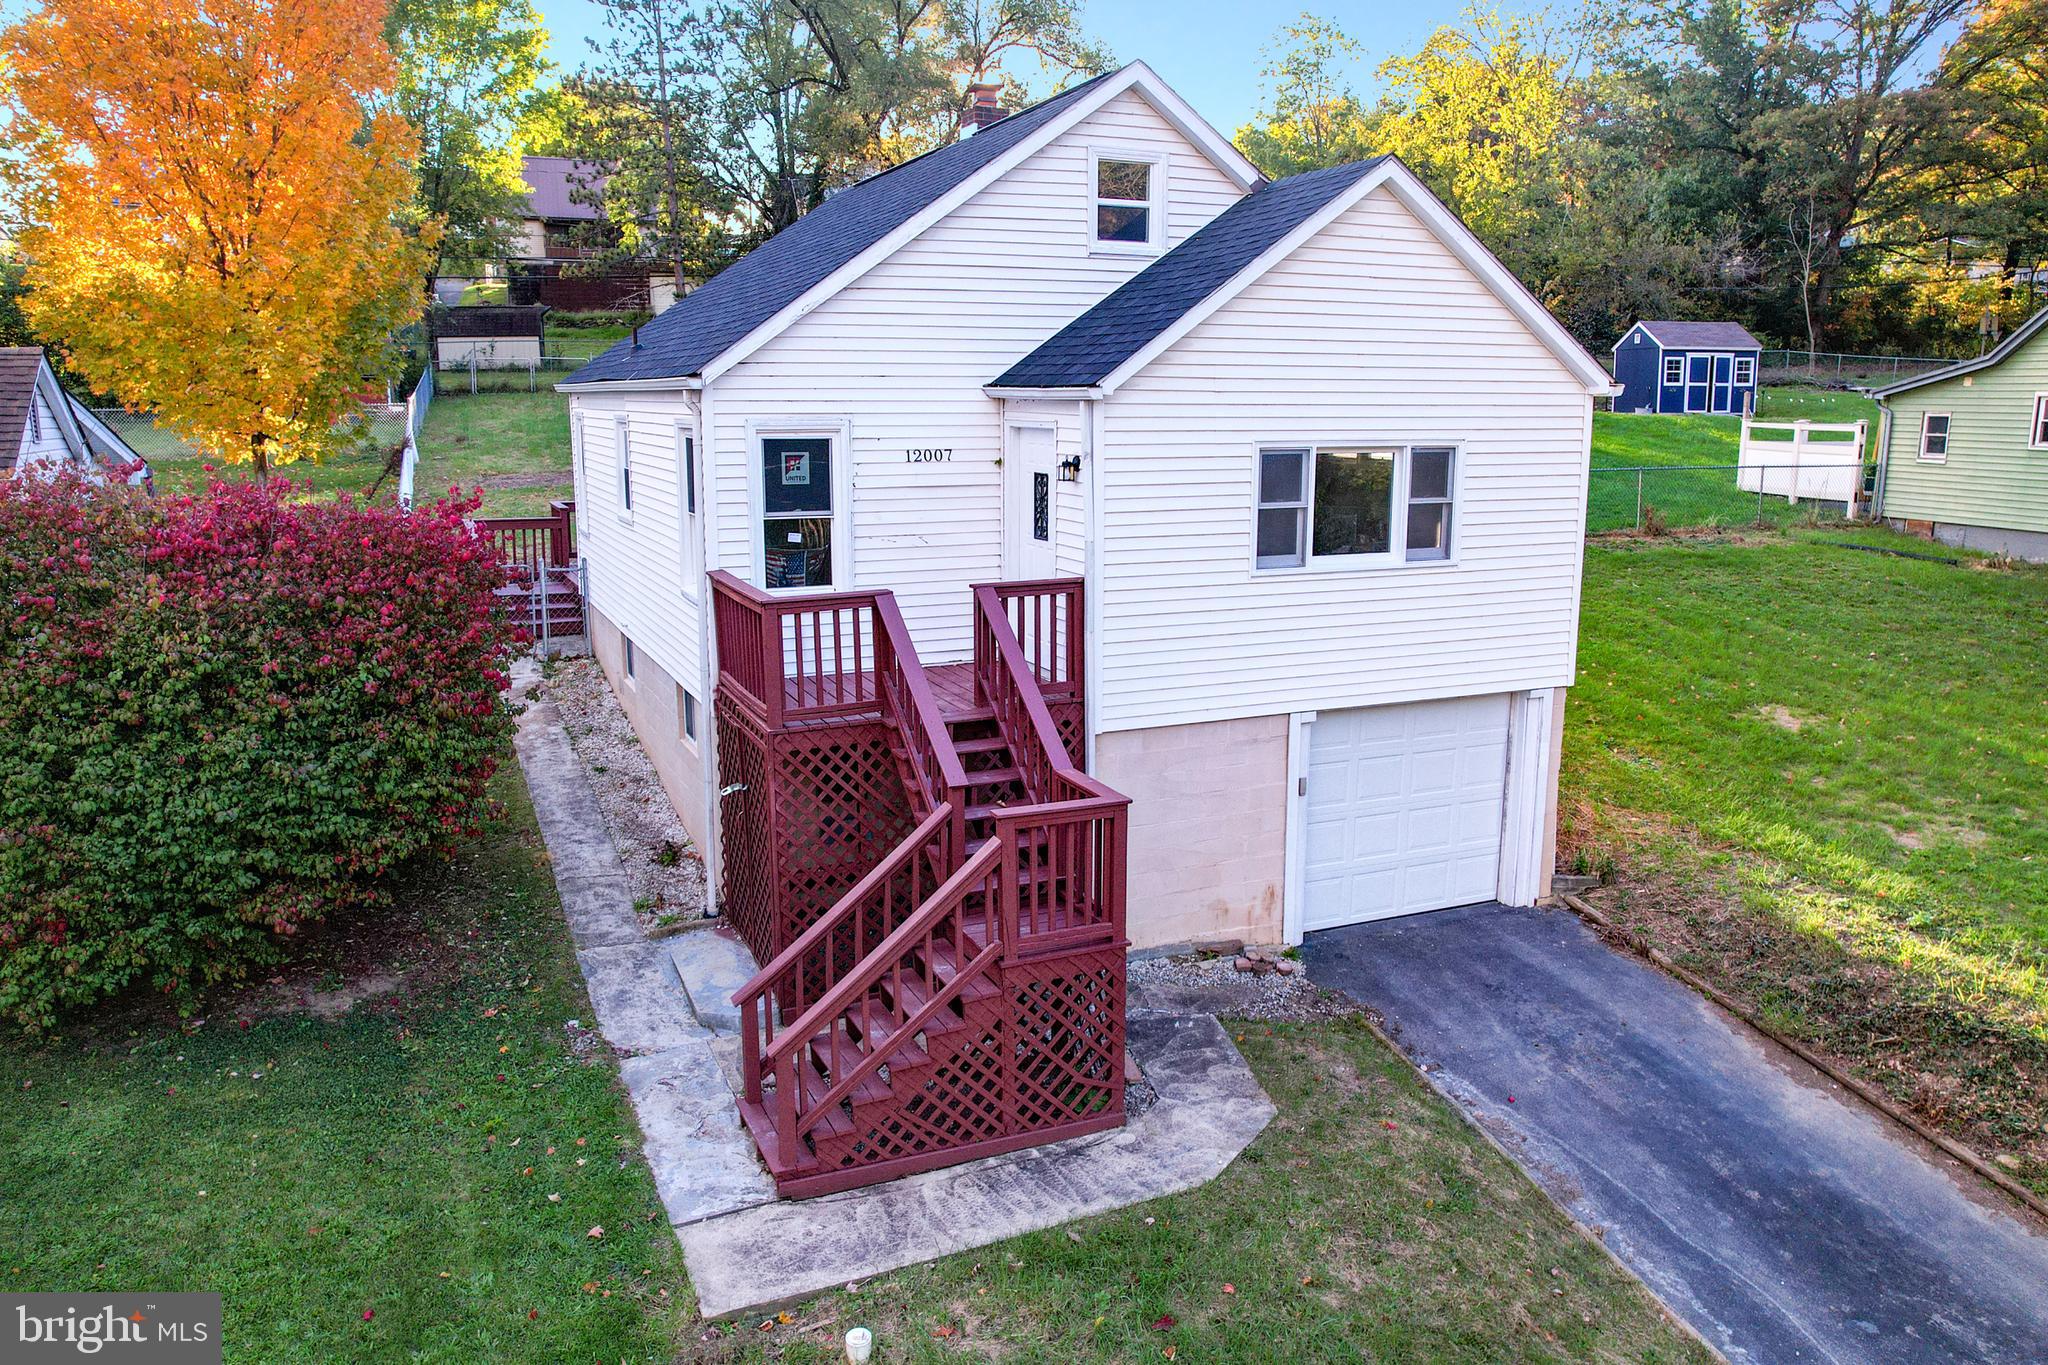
[1736,418,1868,513]
[396,366,434,510]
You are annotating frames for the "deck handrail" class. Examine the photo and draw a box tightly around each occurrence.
[871,592,971,829]
[972,583,1116,804]
[709,570,893,729]
[733,802,957,1106]
[980,578,1083,703]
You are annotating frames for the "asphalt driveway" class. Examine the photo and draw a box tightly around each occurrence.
[1305,901,2048,1365]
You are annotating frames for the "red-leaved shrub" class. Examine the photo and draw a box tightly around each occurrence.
[0,474,520,1028]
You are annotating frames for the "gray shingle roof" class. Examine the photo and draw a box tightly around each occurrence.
[0,347,44,470]
[989,158,1386,390]
[565,71,1121,387]
[1630,320,1764,351]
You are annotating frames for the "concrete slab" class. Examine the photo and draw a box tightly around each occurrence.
[619,1046,778,1226]
[667,926,757,1036]
[574,940,705,1056]
[678,1013,1274,1320]
[1306,901,2048,1365]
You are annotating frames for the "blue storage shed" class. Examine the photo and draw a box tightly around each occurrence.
[1612,320,1765,415]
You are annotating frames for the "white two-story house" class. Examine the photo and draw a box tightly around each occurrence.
[558,62,1613,1196]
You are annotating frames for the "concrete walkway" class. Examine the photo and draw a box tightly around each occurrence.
[1305,901,2048,1365]
[510,661,1277,1320]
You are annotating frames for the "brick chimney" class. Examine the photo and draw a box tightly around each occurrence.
[962,81,1003,137]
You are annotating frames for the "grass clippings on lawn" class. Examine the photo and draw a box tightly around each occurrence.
[1564,528,2048,1199]
[698,1018,1711,1365]
[0,766,691,1364]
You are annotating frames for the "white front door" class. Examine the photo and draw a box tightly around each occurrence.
[1303,695,1509,931]
[1007,423,1058,580]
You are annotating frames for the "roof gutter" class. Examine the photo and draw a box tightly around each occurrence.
[981,384,1106,400]
[553,374,703,394]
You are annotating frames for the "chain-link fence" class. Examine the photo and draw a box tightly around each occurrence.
[1589,463,1869,534]
[88,405,409,462]
[1758,349,1957,387]
[431,354,588,395]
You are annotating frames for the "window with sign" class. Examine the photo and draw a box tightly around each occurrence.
[760,435,835,588]
[1254,444,1456,570]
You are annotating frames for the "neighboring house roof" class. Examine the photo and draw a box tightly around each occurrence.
[66,398,147,479]
[521,156,607,222]
[991,160,1386,389]
[1870,306,2048,399]
[1622,320,1765,351]
[565,64,1259,389]
[0,347,41,465]
[436,304,548,339]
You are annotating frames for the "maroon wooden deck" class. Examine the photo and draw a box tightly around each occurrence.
[475,501,584,637]
[713,571,1127,1198]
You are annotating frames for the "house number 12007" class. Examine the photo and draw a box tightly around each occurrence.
[904,448,952,463]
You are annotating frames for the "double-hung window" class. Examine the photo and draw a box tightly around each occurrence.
[2031,394,2048,449]
[1919,413,1951,462]
[1662,355,1685,387]
[760,433,837,588]
[1255,444,1458,570]
[615,415,634,515]
[1091,151,1159,251]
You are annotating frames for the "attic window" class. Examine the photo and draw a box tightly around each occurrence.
[1092,152,1158,250]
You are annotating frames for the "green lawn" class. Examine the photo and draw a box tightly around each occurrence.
[1589,386,1881,533]
[1565,530,2048,1194]
[546,322,632,360]
[708,1019,1707,1364]
[0,766,690,1362]
[131,410,403,504]
[0,762,1708,1361]
[416,392,573,517]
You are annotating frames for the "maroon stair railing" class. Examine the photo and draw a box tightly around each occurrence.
[723,576,1128,1197]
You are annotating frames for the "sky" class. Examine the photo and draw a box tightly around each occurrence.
[532,0,1484,133]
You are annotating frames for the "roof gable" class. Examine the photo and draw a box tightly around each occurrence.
[991,160,1384,389]
[1872,305,2048,399]
[1632,320,1763,351]
[0,348,41,464]
[563,64,1259,388]
[991,158,1614,397]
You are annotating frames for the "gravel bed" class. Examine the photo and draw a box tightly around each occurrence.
[539,657,710,932]
[1127,952,1358,1023]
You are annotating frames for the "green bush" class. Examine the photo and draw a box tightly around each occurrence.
[0,474,521,1028]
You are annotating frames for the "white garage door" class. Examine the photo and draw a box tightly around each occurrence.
[1303,695,1509,930]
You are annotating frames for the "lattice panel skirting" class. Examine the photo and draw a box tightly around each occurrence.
[1009,949,1126,1129]
[714,693,915,968]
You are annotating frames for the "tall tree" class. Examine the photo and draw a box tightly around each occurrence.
[1233,14,1382,177]
[384,0,553,275]
[2,0,436,474]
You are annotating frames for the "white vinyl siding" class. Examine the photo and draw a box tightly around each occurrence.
[16,388,72,469]
[568,390,704,693]
[1093,184,1591,732]
[707,87,1245,660]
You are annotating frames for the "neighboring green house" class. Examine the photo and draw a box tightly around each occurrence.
[1872,307,2048,560]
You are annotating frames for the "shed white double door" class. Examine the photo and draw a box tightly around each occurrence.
[1302,695,1510,930]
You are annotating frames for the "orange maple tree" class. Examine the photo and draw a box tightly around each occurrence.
[2,0,438,474]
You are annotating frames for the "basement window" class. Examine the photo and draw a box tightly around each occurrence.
[678,685,699,747]
[622,634,637,682]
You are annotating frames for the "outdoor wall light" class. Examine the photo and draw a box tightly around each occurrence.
[1057,454,1082,482]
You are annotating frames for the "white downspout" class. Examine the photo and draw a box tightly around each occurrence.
[1083,397,1105,773]
[697,380,723,908]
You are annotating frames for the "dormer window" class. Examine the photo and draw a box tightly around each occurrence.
[1092,150,1161,251]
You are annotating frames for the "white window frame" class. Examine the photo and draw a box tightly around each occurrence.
[1733,355,1756,386]
[1662,354,1685,387]
[1250,441,1463,575]
[1087,146,1165,255]
[621,633,638,687]
[748,418,852,593]
[569,410,588,542]
[677,684,700,752]
[675,421,701,600]
[1918,412,1951,463]
[613,414,634,520]
[2031,393,2048,450]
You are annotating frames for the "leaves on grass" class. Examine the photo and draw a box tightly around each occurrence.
[1150,1314,1176,1330]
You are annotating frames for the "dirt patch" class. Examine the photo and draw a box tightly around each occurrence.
[473,471,571,490]
[1754,703,1819,733]
[538,657,710,933]
[1565,805,2048,1203]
